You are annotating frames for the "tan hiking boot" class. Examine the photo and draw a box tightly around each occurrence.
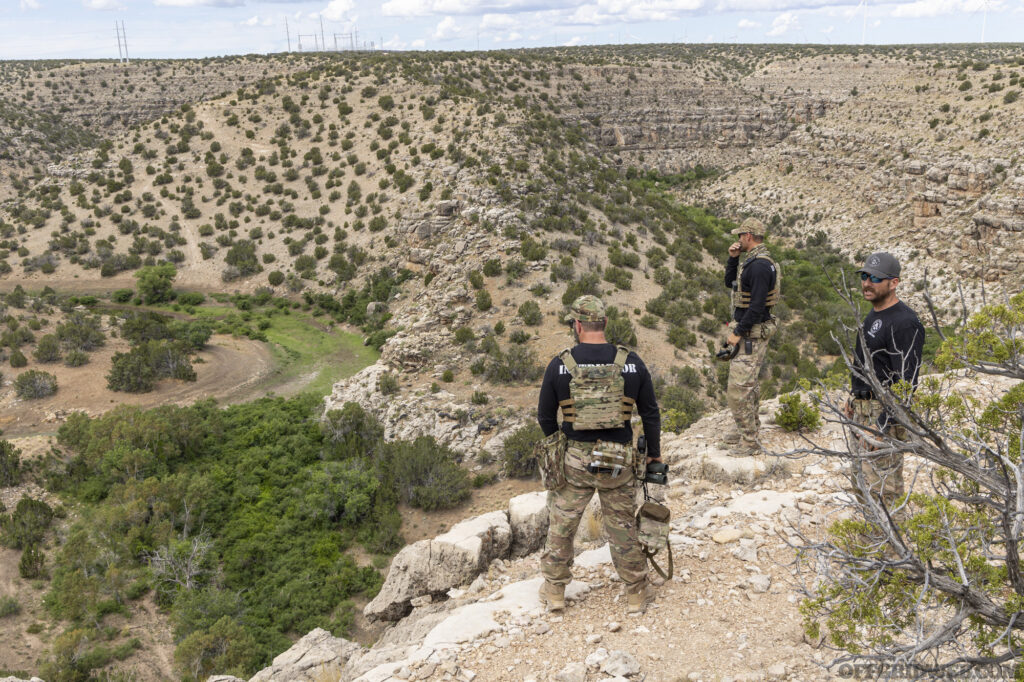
[728,442,759,458]
[539,581,565,612]
[627,584,655,615]
[718,429,741,448]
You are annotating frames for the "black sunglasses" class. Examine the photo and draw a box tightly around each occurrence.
[859,272,891,283]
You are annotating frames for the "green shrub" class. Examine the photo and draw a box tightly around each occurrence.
[482,259,502,276]
[454,326,475,344]
[0,594,21,617]
[9,348,27,368]
[64,349,89,367]
[14,370,58,399]
[468,271,484,289]
[502,423,544,478]
[387,437,470,511]
[485,344,542,384]
[470,391,488,405]
[518,300,542,326]
[378,372,399,395]
[774,393,821,432]
[111,288,134,303]
[561,272,601,305]
[661,385,705,433]
[0,440,20,487]
[177,292,206,306]
[471,472,497,488]
[441,369,454,382]
[33,334,62,363]
[509,329,530,344]
[135,264,177,304]
[475,290,492,311]
[605,308,637,347]
[268,270,285,286]
[0,498,54,549]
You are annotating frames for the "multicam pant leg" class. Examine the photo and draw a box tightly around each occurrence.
[540,443,647,594]
[849,398,905,507]
[726,326,775,449]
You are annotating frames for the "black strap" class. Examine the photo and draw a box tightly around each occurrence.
[645,540,673,580]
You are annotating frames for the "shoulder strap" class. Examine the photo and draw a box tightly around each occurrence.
[613,345,630,369]
[645,540,674,580]
[558,348,577,375]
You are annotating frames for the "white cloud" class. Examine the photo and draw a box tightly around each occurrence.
[411,38,426,47]
[890,0,995,17]
[564,35,582,45]
[20,0,41,10]
[154,0,243,7]
[432,15,462,39]
[242,14,273,25]
[821,23,834,32]
[766,10,799,35]
[737,17,759,27]
[321,0,355,20]
[83,0,124,8]
[480,12,516,29]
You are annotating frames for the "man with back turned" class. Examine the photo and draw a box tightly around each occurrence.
[536,295,662,615]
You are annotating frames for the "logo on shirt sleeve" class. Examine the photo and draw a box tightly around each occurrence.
[867,319,883,339]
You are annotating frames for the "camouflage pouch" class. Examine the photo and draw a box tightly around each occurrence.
[536,430,568,491]
[636,496,673,579]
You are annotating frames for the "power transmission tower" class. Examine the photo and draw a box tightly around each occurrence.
[298,33,316,52]
[285,17,292,52]
[115,22,124,62]
[320,16,326,52]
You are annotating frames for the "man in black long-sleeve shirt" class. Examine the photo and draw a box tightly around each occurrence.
[721,217,780,457]
[536,295,660,616]
[845,251,925,507]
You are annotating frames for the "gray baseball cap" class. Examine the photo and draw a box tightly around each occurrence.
[858,252,901,279]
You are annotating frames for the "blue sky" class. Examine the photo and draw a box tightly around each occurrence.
[2,0,1022,60]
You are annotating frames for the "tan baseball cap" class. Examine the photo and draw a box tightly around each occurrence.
[730,217,767,236]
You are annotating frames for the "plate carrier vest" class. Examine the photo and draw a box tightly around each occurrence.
[557,345,635,431]
[732,244,781,310]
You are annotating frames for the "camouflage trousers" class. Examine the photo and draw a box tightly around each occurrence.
[849,398,905,507]
[540,441,647,594]
[726,321,777,449]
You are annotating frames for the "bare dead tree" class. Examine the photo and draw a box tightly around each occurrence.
[146,533,213,593]
[779,281,1024,679]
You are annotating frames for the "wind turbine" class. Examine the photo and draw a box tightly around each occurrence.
[859,0,868,45]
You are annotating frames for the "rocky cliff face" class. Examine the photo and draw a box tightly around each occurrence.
[553,49,1024,297]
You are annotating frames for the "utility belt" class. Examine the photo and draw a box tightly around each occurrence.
[737,318,777,340]
[566,440,634,477]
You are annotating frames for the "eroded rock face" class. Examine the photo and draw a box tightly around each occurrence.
[323,363,526,458]
[248,628,363,682]
[364,511,512,622]
[508,491,549,558]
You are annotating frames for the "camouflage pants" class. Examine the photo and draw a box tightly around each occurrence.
[849,398,905,507]
[540,442,647,594]
[726,321,776,449]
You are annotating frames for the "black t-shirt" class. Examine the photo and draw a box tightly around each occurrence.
[537,343,661,459]
[725,255,776,335]
[851,300,926,407]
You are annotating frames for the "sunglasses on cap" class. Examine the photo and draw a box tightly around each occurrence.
[859,272,892,283]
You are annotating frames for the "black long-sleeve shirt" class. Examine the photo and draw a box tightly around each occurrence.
[537,343,661,459]
[851,301,925,427]
[724,254,776,336]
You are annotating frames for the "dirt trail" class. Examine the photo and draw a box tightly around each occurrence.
[0,334,276,438]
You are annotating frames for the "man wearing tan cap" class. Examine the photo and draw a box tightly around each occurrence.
[721,218,780,457]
